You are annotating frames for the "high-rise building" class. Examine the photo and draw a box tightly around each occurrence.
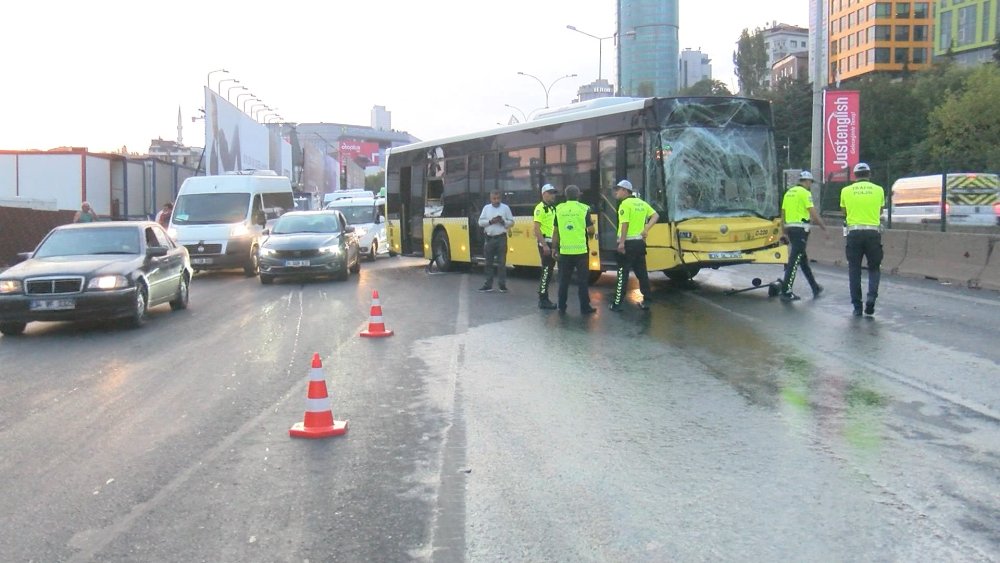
[828,1,934,84]
[761,23,810,88]
[678,48,712,90]
[936,0,999,65]
[617,0,680,97]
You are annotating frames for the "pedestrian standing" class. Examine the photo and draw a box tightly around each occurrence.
[779,171,828,301]
[551,185,596,314]
[477,190,514,292]
[610,179,659,311]
[840,162,886,316]
[156,202,174,229]
[73,202,99,223]
[534,184,559,309]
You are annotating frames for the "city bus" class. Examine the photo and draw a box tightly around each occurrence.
[384,96,787,281]
[888,173,1000,226]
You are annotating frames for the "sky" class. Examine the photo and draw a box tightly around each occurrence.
[0,0,807,154]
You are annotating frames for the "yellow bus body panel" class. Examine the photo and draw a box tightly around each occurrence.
[423,218,471,262]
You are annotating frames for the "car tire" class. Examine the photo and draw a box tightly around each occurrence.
[169,275,189,311]
[244,248,259,277]
[128,285,148,328]
[350,253,361,274]
[0,321,27,336]
[259,274,274,285]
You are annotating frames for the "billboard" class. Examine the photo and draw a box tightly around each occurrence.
[203,87,269,174]
[823,90,860,182]
[339,140,380,165]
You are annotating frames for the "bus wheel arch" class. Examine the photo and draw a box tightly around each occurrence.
[432,228,453,272]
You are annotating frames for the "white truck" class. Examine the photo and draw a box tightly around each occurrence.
[168,170,294,275]
[324,196,387,260]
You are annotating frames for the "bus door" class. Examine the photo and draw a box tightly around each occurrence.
[596,133,644,265]
[398,166,414,254]
[467,153,492,260]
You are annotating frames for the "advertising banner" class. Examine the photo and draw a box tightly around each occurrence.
[822,90,860,182]
[203,87,270,174]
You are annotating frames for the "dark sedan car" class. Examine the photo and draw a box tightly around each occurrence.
[0,221,192,335]
[257,210,360,284]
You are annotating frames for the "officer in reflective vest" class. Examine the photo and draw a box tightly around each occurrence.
[779,170,828,302]
[551,185,596,314]
[840,162,886,316]
[610,179,658,311]
[533,184,559,309]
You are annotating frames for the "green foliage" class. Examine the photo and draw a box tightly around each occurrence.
[733,28,768,96]
[762,78,812,169]
[926,66,1000,170]
[677,78,732,96]
[365,170,385,191]
[994,34,1000,66]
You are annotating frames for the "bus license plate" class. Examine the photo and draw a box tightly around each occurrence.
[192,257,214,265]
[285,260,310,267]
[708,251,742,260]
[30,299,76,311]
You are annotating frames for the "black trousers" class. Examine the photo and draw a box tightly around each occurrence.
[613,239,651,306]
[483,235,507,286]
[781,227,819,294]
[557,253,590,311]
[537,242,555,300]
[845,230,883,307]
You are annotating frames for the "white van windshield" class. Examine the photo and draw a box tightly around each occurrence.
[173,193,251,224]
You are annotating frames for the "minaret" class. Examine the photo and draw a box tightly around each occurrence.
[177,106,183,145]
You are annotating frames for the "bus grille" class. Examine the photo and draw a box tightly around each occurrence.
[26,277,84,295]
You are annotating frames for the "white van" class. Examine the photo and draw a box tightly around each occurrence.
[324,196,387,260]
[888,173,1000,226]
[168,170,294,275]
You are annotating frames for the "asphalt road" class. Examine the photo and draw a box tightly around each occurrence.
[0,256,997,562]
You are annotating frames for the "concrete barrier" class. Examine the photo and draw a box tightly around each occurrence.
[978,238,1000,291]
[806,229,846,266]
[880,230,909,274]
[896,231,992,288]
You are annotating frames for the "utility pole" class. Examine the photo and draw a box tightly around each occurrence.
[810,0,826,208]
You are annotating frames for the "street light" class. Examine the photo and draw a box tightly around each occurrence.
[257,106,276,121]
[516,71,578,109]
[241,96,259,112]
[217,77,239,93]
[566,25,614,81]
[250,102,267,116]
[227,84,247,101]
[207,68,228,88]
[504,103,545,123]
[235,92,254,108]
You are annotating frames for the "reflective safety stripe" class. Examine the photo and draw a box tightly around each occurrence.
[784,223,809,228]
[306,397,333,412]
[308,366,325,381]
[847,225,879,231]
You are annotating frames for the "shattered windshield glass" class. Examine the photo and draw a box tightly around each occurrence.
[649,98,780,222]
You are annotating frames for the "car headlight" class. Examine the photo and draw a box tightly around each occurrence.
[230,224,251,237]
[259,247,277,257]
[0,280,23,294]
[87,275,128,290]
[318,244,342,255]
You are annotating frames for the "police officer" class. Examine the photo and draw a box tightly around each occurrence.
[534,184,559,309]
[779,171,828,301]
[610,179,659,311]
[551,185,596,314]
[840,162,886,316]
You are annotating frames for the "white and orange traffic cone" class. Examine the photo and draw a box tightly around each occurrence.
[289,353,348,439]
[360,289,394,338]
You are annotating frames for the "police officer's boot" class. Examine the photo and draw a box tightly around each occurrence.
[538,296,557,310]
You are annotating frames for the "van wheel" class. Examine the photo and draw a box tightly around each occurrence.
[432,231,452,272]
[244,248,259,277]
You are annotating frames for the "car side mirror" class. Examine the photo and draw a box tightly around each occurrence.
[344,225,355,233]
[147,246,169,258]
[262,228,270,236]
[14,252,32,264]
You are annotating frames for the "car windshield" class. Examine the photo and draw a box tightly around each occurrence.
[35,228,141,258]
[336,205,375,224]
[172,193,250,224]
[271,214,341,234]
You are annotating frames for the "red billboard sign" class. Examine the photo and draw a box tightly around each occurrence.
[339,140,380,163]
[823,90,860,182]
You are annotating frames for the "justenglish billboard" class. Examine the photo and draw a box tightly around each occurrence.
[822,90,860,182]
[203,87,270,174]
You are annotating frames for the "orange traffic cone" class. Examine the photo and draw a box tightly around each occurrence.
[289,353,348,439]
[360,289,394,337]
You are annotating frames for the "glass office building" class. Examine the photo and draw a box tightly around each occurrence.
[617,0,680,97]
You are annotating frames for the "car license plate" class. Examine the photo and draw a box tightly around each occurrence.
[192,257,214,265]
[708,251,742,260]
[30,298,76,311]
[284,259,310,267]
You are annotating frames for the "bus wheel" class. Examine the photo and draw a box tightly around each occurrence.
[666,267,700,282]
[587,270,603,285]
[432,231,452,272]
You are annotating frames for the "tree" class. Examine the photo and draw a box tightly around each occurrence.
[365,170,385,191]
[677,78,732,96]
[733,28,768,96]
[762,78,811,169]
[926,66,1000,171]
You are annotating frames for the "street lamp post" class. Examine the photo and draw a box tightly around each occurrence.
[250,102,267,116]
[227,84,247,101]
[235,92,254,108]
[217,77,239,93]
[516,71,578,109]
[207,68,228,88]
[241,96,259,112]
[566,25,613,81]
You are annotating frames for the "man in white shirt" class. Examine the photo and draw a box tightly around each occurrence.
[476,190,514,292]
